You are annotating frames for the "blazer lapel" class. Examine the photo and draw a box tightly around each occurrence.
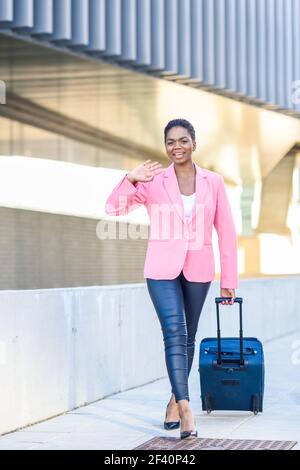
[189,163,208,225]
[163,162,208,225]
[163,162,185,223]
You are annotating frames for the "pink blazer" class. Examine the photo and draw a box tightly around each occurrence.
[105,162,238,288]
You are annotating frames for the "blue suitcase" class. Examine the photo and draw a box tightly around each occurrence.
[199,297,264,414]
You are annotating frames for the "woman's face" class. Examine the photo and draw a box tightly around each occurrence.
[165,126,196,164]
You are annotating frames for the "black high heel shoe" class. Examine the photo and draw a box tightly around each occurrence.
[163,402,180,430]
[180,420,198,440]
[180,429,198,440]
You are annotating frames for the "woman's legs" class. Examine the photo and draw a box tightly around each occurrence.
[146,271,211,403]
[179,271,211,377]
[146,275,189,402]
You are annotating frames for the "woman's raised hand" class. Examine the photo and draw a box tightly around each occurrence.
[126,160,164,183]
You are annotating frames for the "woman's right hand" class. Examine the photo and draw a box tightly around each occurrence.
[126,160,164,184]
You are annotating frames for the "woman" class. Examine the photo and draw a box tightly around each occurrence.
[105,119,238,440]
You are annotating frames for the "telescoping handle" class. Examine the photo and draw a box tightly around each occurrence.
[215,297,244,366]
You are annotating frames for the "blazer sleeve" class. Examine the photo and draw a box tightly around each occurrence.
[213,176,238,289]
[105,173,149,216]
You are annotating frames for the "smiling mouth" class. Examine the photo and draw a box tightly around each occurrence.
[174,153,185,157]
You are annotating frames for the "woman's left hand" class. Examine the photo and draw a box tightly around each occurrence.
[220,288,235,305]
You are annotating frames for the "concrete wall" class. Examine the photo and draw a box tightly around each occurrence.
[0,207,147,289]
[1,275,300,435]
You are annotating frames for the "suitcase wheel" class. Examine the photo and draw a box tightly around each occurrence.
[205,395,212,414]
[252,394,259,415]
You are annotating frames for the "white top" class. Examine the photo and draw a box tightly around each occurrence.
[181,192,196,219]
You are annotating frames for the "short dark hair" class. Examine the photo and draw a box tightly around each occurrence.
[164,118,196,143]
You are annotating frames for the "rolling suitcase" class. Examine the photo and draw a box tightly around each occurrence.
[199,297,264,414]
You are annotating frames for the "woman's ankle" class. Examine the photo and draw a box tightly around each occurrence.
[168,394,177,406]
[170,393,177,402]
[177,399,191,414]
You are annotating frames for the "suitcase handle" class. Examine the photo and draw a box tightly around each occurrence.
[215,297,243,304]
[205,347,256,356]
[214,297,244,366]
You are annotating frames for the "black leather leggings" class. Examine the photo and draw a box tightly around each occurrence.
[146,270,211,403]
